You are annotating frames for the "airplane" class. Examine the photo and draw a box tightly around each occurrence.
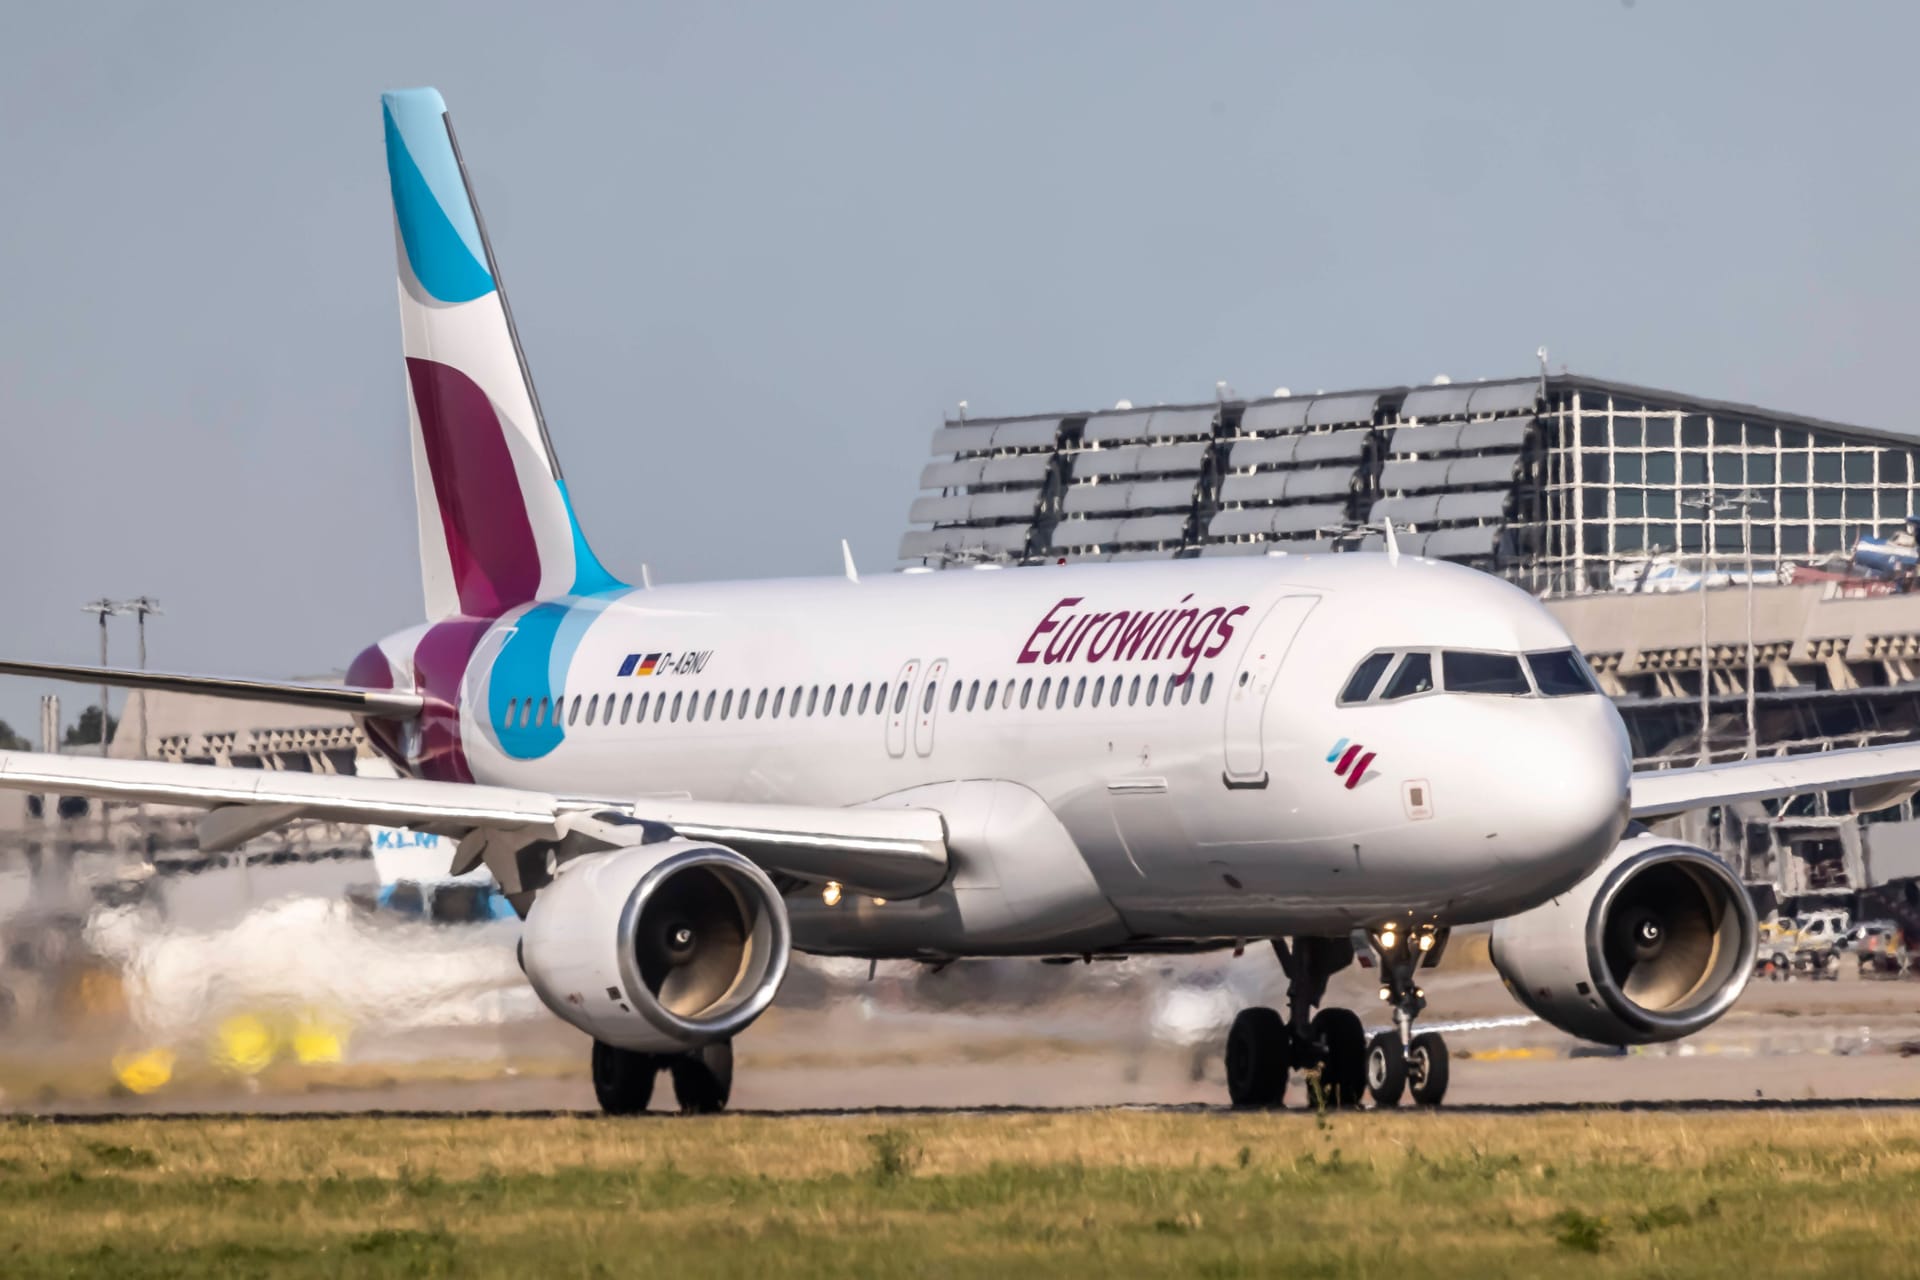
[5,87,1920,1113]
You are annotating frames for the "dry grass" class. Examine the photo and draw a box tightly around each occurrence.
[1,1108,1916,1276]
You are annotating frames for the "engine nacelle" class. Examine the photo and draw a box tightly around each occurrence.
[1489,830,1756,1046]
[520,838,790,1052]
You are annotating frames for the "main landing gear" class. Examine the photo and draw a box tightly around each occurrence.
[1223,928,1451,1109]
[591,1039,734,1115]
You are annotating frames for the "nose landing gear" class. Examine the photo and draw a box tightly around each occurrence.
[1224,937,1368,1109]
[1363,924,1450,1108]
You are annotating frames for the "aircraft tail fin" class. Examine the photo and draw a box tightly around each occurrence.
[381,88,621,620]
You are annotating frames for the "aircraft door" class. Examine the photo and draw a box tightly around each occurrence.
[1221,596,1318,786]
[885,658,919,758]
[913,658,949,757]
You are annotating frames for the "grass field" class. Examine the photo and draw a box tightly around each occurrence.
[0,1108,1915,1277]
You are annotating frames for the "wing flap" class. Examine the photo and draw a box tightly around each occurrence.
[0,659,424,718]
[1629,741,1920,819]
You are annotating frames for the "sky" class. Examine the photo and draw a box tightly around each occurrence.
[2,1,1917,737]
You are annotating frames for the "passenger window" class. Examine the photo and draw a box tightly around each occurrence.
[584,693,596,724]
[860,683,873,715]
[620,693,632,724]
[721,690,733,720]
[967,680,980,710]
[1073,677,1086,707]
[1382,653,1435,700]
[1056,678,1070,709]
[985,679,998,709]
[1092,676,1105,706]
[567,696,580,726]
[946,681,960,712]
[535,697,549,727]
[654,692,666,722]
[704,691,716,720]
[1002,681,1014,710]
[792,685,804,713]
[671,692,683,722]
[772,689,785,718]
[894,683,910,715]
[521,699,533,727]
[637,692,650,722]
[506,697,519,726]
[1200,673,1213,703]
[1039,677,1052,707]
[807,686,819,716]
[930,682,944,714]
[1129,676,1142,706]
[1340,652,1394,705]
[825,684,836,714]
[1181,676,1193,705]
[1527,649,1598,697]
[1441,651,1529,695]
[840,685,854,715]
[755,689,768,718]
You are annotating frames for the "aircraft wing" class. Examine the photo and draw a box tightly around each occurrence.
[1629,741,1920,820]
[0,750,947,899]
[0,659,424,718]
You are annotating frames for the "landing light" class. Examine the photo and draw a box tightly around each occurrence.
[872,897,888,907]
[1380,928,1397,950]
[1418,933,1435,953]
[822,881,843,907]
[1377,987,1389,1001]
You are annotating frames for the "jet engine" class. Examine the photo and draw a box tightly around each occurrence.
[1489,829,1756,1046]
[519,839,790,1052]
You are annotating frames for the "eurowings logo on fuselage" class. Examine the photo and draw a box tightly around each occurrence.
[618,651,713,677]
[1017,595,1252,686]
[1326,739,1376,790]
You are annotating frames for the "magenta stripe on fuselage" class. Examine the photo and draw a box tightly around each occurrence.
[405,357,542,617]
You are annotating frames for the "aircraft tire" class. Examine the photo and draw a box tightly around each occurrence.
[1225,1006,1290,1108]
[1408,1032,1450,1107]
[670,1040,734,1115]
[1310,1008,1367,1109]
[1365,1033,1406,1108]
[591,1041,659,1115]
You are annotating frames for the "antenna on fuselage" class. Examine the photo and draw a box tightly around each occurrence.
[841,539,860,584]
[1382,517,1401,566]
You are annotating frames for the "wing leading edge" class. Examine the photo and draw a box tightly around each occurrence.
[0,750,947,899]
[1629,741,1920,820]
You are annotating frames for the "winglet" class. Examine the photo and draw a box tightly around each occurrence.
[1383,517,1401,565]
[842,539,860,584]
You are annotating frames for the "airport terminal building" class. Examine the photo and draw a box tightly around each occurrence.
[900,373,1920,911]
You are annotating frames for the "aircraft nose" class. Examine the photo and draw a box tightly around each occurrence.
[1488,699,1632,895]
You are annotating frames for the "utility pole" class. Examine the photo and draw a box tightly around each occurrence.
[80,598,121,847]
[120,596,161,760]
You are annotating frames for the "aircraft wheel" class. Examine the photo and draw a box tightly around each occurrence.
[1407,1031,1450,1107]
[1225,1006,1290,1107]
[670,1040,734,1115]
[1365,1033,1406,1108]
[591,1040,659,1115]
[1310,1008,1367,1109]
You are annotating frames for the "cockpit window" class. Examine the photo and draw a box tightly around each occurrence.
[1441,651,1530,695]
[1380,652,1434,700]
[1527,649,1598,696]
[1339,652,1394,705]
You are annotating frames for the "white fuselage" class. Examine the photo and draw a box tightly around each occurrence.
[431,553,1631,954]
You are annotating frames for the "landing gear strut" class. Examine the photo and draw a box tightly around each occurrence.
[591,1039,735,1115]
[1363,924,1450,1108]
[1224,937,1367,1109]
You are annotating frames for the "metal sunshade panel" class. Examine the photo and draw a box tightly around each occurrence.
[1458,417,1533,450]
[1080,409,1158,444]
[1370,493,1443,524]
[919,457,988,489]
[1240,399,1311,433]
[1400,384,1477,418]
[1219,466,1355,504]
[1466,382,1541,416]
[1305,394,1379,427]
[1419,525,1502,558]
[1388,422,1464,454]
[1049,517,1123,548]
[1435,490,1510,521]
